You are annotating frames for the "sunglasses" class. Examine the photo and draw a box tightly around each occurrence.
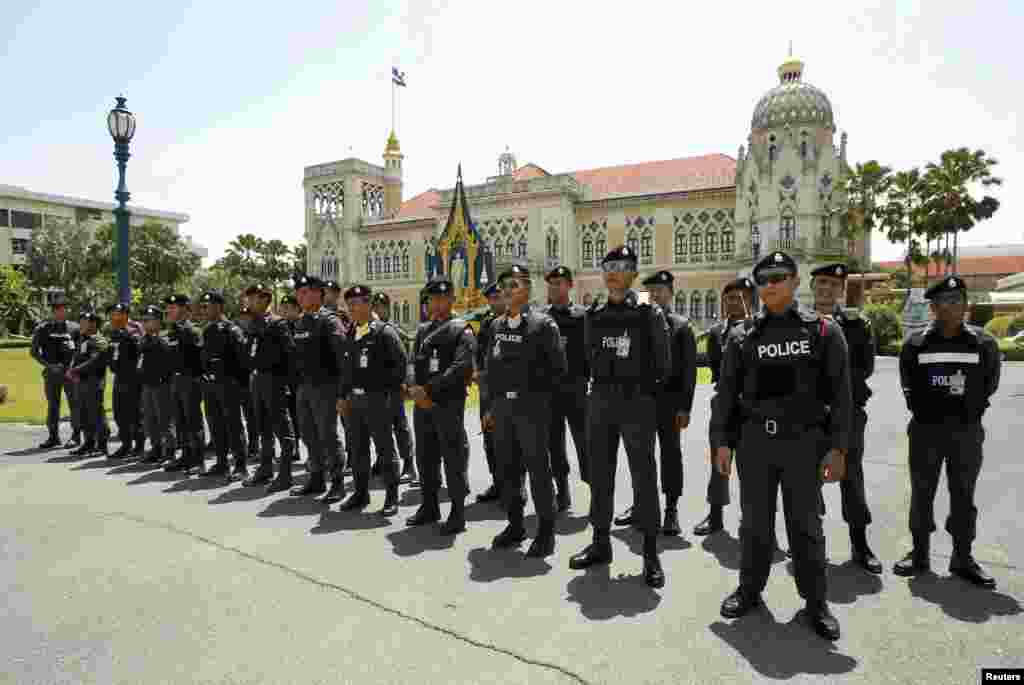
[931,293,964,305]
[346,296,371,305]
[601,260,637,273]
[755,273,791,287]
[499,278,524,291]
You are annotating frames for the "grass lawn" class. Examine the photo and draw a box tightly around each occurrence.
[0,348,712,426]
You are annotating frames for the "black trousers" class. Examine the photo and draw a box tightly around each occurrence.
[908,419,985,546]
[113,375,141,448]
[654,394,683,500]
[494,393,555,522]
[588,387,660,536]
[389,390,414,464]
[250,372,296,467]
[736,421,826,603]
[479,380,501,488]
[239,376,253,450]
[349,390,400,488]
[286,383,299,446]
[171,374,204,453]
[43,365,78,439]
[818,406,871,527]
[77,377,109,446]
[296,382,341,476]
[141,384,172,451]
[414,398,469,509]
[548,379,590,484]
[202,378,246,461]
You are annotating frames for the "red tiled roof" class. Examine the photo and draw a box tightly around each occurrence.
[571,154,736,201]
[394,189,440,220]
[512,163,550,180]
[877,256,1024,277]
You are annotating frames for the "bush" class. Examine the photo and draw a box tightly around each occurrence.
[969,303,995,328]
[985,315,1015,339]
[0,338,32,350]
[1009,315,1024,336]
[863,303,902,348]
[998,338,1024,361]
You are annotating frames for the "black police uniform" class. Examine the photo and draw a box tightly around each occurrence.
[137,308,174,462]
[371,297,416,482]
[340,285,407,515]
[280,295,302,451]
[107,304,142,459]
[696,277,754,535]
[30,294,81,447]
[164,296,205,469]
[243,292,297,490]
[406,278,475,533]
[322,296,354,492]
[199,295,250,479]
[291,277,349,495]
[711,251,851,641]
[543,265,591,510]
[894,275,1000,588]
[487,272,567,557]
[569,246,670,588]
[236,308,257,459]
[474,281,503,501]
[67,312,110,456]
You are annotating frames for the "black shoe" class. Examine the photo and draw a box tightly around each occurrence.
[164,452,196,472]
[406,506,441,526]
[720,588,762,618]
[140,448,164,464]
[569,541,613,570]
[662,508,681,537]
[693,511,724,536]
[526,523,555,558]
[400,461,418,484]
[852,544,883,575]
[64,436,81,449]
[39,437,61,449]
[440,512,466,535]
[340,490,371,512]
[230,462,249,481]
[949,556,996,588]
[613,506,635,527]
[893,550,930,576]
[290,473,326,496]
[200,461,229,477]
[555,477,571,512]
[95,444,109,459]
[380,487,399,517]
[806,602,840,640]
[476,484,501,503]
[492,524,528,549]
[320,479,345,504]
[266,475,293,494]
[109,445,132,459]
[370,461,382,478]
[243,467,273,486]
[643,553,665,588]
[69,443,95,457]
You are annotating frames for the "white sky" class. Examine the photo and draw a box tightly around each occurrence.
[3,1,1020,264]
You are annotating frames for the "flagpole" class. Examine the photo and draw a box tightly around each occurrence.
[391,76,395,134]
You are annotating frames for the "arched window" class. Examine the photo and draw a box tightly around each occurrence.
[780,212,797,248]
[626,228,639,256]
[366,255,373,280]
[506,237,516,258]
[403,301,411,323]
[640,228,653,265]
[674,290,687,315]
[705,290,718,320]
[547,230,559,260]
[705,228,718,260]
[582,235,593,267]
[690,291,702,320]
[595,234,607,261]
[518,236,528,259]
[721,223,735,256]
[375,255,382,275]
[495,239,505,259]
[402,251,410,276]
[674,227,687,263]
[690,230,703,261]
[383,255,392,275]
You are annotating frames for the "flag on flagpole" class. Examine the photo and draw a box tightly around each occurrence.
[392,67,407,87]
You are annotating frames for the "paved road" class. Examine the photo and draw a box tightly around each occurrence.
[1,358,1021,684]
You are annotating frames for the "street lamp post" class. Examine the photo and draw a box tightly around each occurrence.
[751,224,762,309]
[107,96,137,305]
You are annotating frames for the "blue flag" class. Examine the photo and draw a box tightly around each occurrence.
[392,67,407,87]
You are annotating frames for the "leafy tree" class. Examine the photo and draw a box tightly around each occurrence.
[291,242,309,277]
[879,168,932,290]
[217,233,264,285]
[27,219,94,312]
[256,239,293,301]
[838,160,892,241]
[0,265,35,335]
[863,302,902,349]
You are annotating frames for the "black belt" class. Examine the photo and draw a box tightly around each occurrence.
[745,417,819,438]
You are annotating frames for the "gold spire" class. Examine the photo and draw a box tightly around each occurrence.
[385,129,401,154]
[777,45,804,84]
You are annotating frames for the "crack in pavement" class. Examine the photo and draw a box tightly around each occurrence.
[100,511,590,685]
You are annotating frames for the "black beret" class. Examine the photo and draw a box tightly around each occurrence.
[199,290,226,305]
[810,263,849,279]
[323,280,341,292]
[483,281,500,297]
[641,270,674,287]
[79,309,101,322]
[293,275,324,291]
[141,305,163,320]
[344,284,372,300]
[498,264,530,281]
[164,293,191,305]
[545,265,573,283]
[244,283,272,296]
[924,275,967,300]
[371,292,390,305]
[424,278,455,296]
[722,277,755,295]
[48,291,67,306]
[280,294,298,306]
[601,244,638,266]
[106,302,130,315]
[752,251,798,280]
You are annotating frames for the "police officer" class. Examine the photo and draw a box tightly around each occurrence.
[65,310,110,457]
[321,279,353,497]
[31,291,81,449]
[337,285,406,516]
[137,305,174,463]
[569,245,670,588]
[894,275,1001,588]
[543,265,590,511]
[162,294,205,472]
[629,270,697,536]
[241,283,298,491]
[473,280,504,502]
[237,303,257,461]
[711,251,850,641]
[106,303,142,459]
[695,277,754,535]
[279,294,303,458]
[405,277,475,535]
[290,275,349,497]
[198,291,249,481]
[371,291,417,484]
[811,263,881,574]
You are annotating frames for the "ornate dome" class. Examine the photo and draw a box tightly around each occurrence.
[750,56,834,131]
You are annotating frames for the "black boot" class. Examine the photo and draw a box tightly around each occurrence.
[200,457,230,477]
[140,445,164,464]
[806,601,840,640]
[243,463,274,486]
[69,440,96,457]
[406,502,441,526]
[693,506,724,536]
[614,505,635,527]
[569,531,613,569]
[555,476,571,513]
[642,534,665,588]
[320,477,345,504]
[95,439,109,458]
[476,483,501,503]
[64,433,81,449]
[164,446,195,472]
[110,438,133,459]
[340,479,371,511]
[39,436,61,449]
[290,471,326,496]
[400,459,418,484]
[267,448,294,492]
[230,457,249,482]
[526,518,556,558]
[440,500,466,535]
[380,485,399,517]
[893,535,930,576]
[720,587,762,618]
[493,508,528,548]
[662,499,681,536]
[850,526,882,574]
[950,543,996,588]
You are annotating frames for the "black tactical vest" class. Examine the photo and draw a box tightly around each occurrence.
[545,304,587,381]
[906,326,990,422]
[588,302,655,387]
[109,328,139,377]
[414,319,463,387]
[351,322,396,391]
[293,313,340,381]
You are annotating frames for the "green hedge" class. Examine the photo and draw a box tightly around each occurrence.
[985,316,1015,338]
[881,337,1024,361]
[0,339,32,350]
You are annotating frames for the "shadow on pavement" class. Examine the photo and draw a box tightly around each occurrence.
[701,531,741,570]
[464,501,507,523]
[823,561,882,605]
[467,546,552,582]
[5,447,54,457]
[126,470,183,486]
[106,461,163,475]
[163,476,232,494]
[311,510,390,535]
[208,485,275,505]
[257,495,327,518]
[44,452,90,464]
[611,528,692,555]
[908,573,1023,623]
[70,457,120,471]
[565,565,662,620]
[386,524,457,557]
[709,607,857,678]
[398,488,449,508]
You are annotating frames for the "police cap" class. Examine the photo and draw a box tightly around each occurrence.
[483,281,500,298]
[293,275,324,291]
[199,290,226,305]
[641,270,674,287]
[79,309,101,323]
[722,277,755,295]
[141,305,163,320]
[810,263,849,280]
[498,264,530,281]
[48,291,67,307]
[752,251,798,283]
[371,291,390,305]
[244,283,272,296]
[323,279,341,292]
[280,294,298,306]
[545,265,573,283]
[106,302,130,315]
[924,275,967,302]
[164,293,191,306]
[601,244,638,268]
[424,277,455,296]
[344,284,372,300]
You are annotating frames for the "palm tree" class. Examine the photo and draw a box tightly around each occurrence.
[256,239,293,303]
[838,160,893,243]
[223,233,265,285]
[880,168,931,288]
